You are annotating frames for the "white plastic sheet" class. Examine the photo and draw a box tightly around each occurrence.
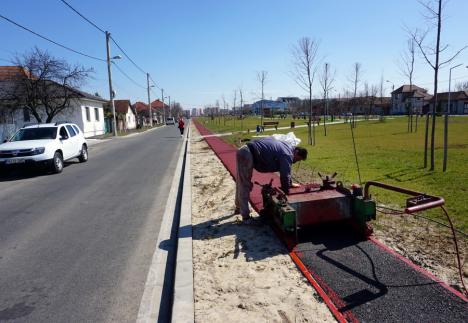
[271,132,301,146]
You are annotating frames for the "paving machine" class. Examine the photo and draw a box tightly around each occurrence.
[258,173,445,241]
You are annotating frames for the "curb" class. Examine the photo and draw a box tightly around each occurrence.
[171,125,194,322]
[136,125,188,323]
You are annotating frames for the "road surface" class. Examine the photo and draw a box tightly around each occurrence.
[0,125,183,322]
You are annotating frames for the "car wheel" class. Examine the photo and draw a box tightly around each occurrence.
[78,144,88,163]
[51,151,64,174]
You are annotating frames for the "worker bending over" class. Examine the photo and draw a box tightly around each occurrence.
[235,137,308,221]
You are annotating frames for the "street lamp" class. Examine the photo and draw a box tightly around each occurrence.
[386,80,395,115]
[443,63,465,171]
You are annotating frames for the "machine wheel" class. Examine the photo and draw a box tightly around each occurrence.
[51,151,64,174]
[78,144,88,163]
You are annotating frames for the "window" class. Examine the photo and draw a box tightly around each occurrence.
[464,103,468,114]
[85,107,91,122]
[72,125,80,134]
[23,108,30,122]
[11,127,57,141]
[59,126,69,139]
[95,108,100,121]
[66,125,76,137]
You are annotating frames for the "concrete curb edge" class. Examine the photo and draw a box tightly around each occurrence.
[136,125,188,323]
[171,125,194,322]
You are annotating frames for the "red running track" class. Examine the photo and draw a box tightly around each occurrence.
[193,119,467,322]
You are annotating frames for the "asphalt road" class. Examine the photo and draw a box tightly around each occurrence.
[0,125,184,322]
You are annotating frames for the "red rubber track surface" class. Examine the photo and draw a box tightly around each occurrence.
[193,119,467,322]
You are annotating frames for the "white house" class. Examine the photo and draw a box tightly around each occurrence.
[0,86,107,140]
[0,66,108,139]
[114,99,137,130]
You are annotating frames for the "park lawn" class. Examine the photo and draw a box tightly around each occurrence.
[197,115,327,133]
[197,116,468,232]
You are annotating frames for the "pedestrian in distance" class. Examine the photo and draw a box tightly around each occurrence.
[178,118,185,137]
[235,137,307,221]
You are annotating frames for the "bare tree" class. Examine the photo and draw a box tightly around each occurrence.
[378,73,386,121]
[399,38,416,132]
[292,37,320,145]
[232,90,237,127]
[5,47,93,123]
[348,62,362,128]
[256,70,268,127]
[455,81,468,91]
[238,87,244,131]
[411,0,467,170]
[170,101,183,118]
[319,62,335,136]
[222,95,227,126]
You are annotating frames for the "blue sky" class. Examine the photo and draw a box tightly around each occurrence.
[1,0,467,109]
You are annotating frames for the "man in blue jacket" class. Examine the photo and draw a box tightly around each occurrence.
[235,137,308,221]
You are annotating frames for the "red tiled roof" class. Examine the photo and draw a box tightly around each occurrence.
[132,101,149,112]
[114,99,131,114]
[151,99,168,109]
[0,66,32,80]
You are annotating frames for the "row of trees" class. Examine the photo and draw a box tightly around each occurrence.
[209,0,465,172]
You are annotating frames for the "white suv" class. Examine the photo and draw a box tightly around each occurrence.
[0,122,88,174]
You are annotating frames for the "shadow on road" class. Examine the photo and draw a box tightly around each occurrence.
[0,162,76,182]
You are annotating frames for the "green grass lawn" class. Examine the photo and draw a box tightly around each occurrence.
[196,115,468,232]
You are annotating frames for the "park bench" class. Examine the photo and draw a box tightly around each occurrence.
[263,121,279,130]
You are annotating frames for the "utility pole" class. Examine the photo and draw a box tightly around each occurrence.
[147,73,153,127]
[161,89,165,124]
[106,31,118,136]
[168,95,171,119]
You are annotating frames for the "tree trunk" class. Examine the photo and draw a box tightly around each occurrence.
[424,112,429,167]
[430,0,442,171]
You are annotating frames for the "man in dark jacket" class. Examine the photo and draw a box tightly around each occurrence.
[235,137,308,220]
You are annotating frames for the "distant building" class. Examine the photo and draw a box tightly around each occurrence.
[429,91,468,115]
[277,97,301,111]
[113,99,137,130]
[251,99,286,116]
[390,85,432,115]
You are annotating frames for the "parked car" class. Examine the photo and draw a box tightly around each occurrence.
[166,117,175,125]
[0,122,88,174]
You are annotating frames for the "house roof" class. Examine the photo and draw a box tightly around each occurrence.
[430,91,468,102]
[132,101,148,111]
[114,99,132,114]
[0,66,32,80]
[392,84,428,94]
[151,99,168,109]
[0,65,108,103]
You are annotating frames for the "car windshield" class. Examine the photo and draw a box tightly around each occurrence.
[10,127,58,141]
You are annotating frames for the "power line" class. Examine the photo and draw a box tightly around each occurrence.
[110,36,147,75]
[58,0,105,34]
[149,75,161,90]
[58,0,153,81]
[112,61,146,89]
[56,1,168,96]
[0,13,106,62]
